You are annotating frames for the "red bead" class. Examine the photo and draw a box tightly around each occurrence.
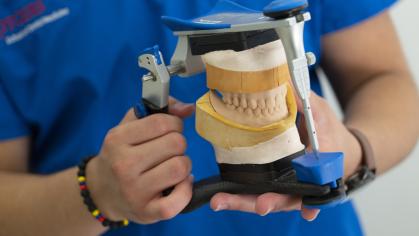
[98,216,105,222]
[79,185,87,190]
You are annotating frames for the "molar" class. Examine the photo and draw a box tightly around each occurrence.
[227,104,235,110]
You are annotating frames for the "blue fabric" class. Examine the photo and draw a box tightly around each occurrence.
[0,0,396,235]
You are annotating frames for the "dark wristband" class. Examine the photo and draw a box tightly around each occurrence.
[77,156,130,229]
[345,128,376,194]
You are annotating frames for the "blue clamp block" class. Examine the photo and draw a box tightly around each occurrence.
[141,45,162,65]
[134,102,149,119]
[292,152,344,188]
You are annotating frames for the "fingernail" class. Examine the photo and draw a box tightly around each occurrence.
[260,206,274,216]
[214,203,228,212]
[307,211,320,222]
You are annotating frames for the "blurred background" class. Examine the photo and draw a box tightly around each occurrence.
[320,0,419,235]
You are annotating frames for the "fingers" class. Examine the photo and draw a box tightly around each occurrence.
[210,192,320,222]
[140,156,192,194]
[210,193,257,213]
[168,97,195,118]
[128,132,187,172]
[296,91,327,118]
[112,114,183,145]
[255,193,301,216]
[146,175,194,221]
[301,206,320,221]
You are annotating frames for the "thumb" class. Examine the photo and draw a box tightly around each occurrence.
[296,91,324,118]
[119,108,138,124]
[168,97,195,119]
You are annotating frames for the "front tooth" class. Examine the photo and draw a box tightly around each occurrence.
[237,107,244,113]
[257,99,266,109]
[233,95,240,107]
[268,107,274,114]
[240,96,247,108]
[250,99,258,109]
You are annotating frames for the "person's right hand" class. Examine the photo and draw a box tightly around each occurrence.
[86,98,195,224]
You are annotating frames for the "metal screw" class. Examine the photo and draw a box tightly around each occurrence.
[305,52,316,66]
[142,73,155,82]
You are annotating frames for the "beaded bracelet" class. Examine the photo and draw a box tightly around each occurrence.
[77,156,129,229]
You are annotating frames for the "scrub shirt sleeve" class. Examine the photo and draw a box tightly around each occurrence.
[321,0,398,35]
[0,81,30,140]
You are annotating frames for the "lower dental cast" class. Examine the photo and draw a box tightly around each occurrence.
[196,40,305,168]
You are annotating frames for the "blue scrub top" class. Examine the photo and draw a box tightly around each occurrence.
[0,0,396,235]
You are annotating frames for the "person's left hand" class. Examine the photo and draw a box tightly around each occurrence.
[209,92,362,221]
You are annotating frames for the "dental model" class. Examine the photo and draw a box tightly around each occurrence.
[195,40,305,182]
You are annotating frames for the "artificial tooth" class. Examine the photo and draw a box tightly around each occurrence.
[233,95,240,107]
[250,99,258,109]
[254,108,262,117]
[257,99,266,109]
[262,108,269,116]
[245,108,253,115]
[266,97,275,109]
[223,93,233,105]
[275,95,281,105]
[240,96,247,108]
[237,107,244,113]
[222,96,229,104]
[227,104,235,110]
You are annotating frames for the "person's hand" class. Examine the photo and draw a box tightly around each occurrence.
[210,92,362,221]
[86,97,195,224]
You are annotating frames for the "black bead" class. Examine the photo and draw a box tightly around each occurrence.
[88,205,96,212]
[102,219,110,227]
[77,155,127,230]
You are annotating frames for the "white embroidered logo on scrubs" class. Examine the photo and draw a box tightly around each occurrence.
[0,0,70,45]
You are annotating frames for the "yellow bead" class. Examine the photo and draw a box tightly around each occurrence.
[78,176,86,182]
[92,210,100,217]
[123,219,129,226]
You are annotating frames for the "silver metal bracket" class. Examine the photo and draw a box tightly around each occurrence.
[138,46,171,109]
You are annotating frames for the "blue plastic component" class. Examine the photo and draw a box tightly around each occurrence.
[292,152,344,186]
[162,0,268,32]
[134,102,149,119]
[263,0,308,15]
[141,45,162,65]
